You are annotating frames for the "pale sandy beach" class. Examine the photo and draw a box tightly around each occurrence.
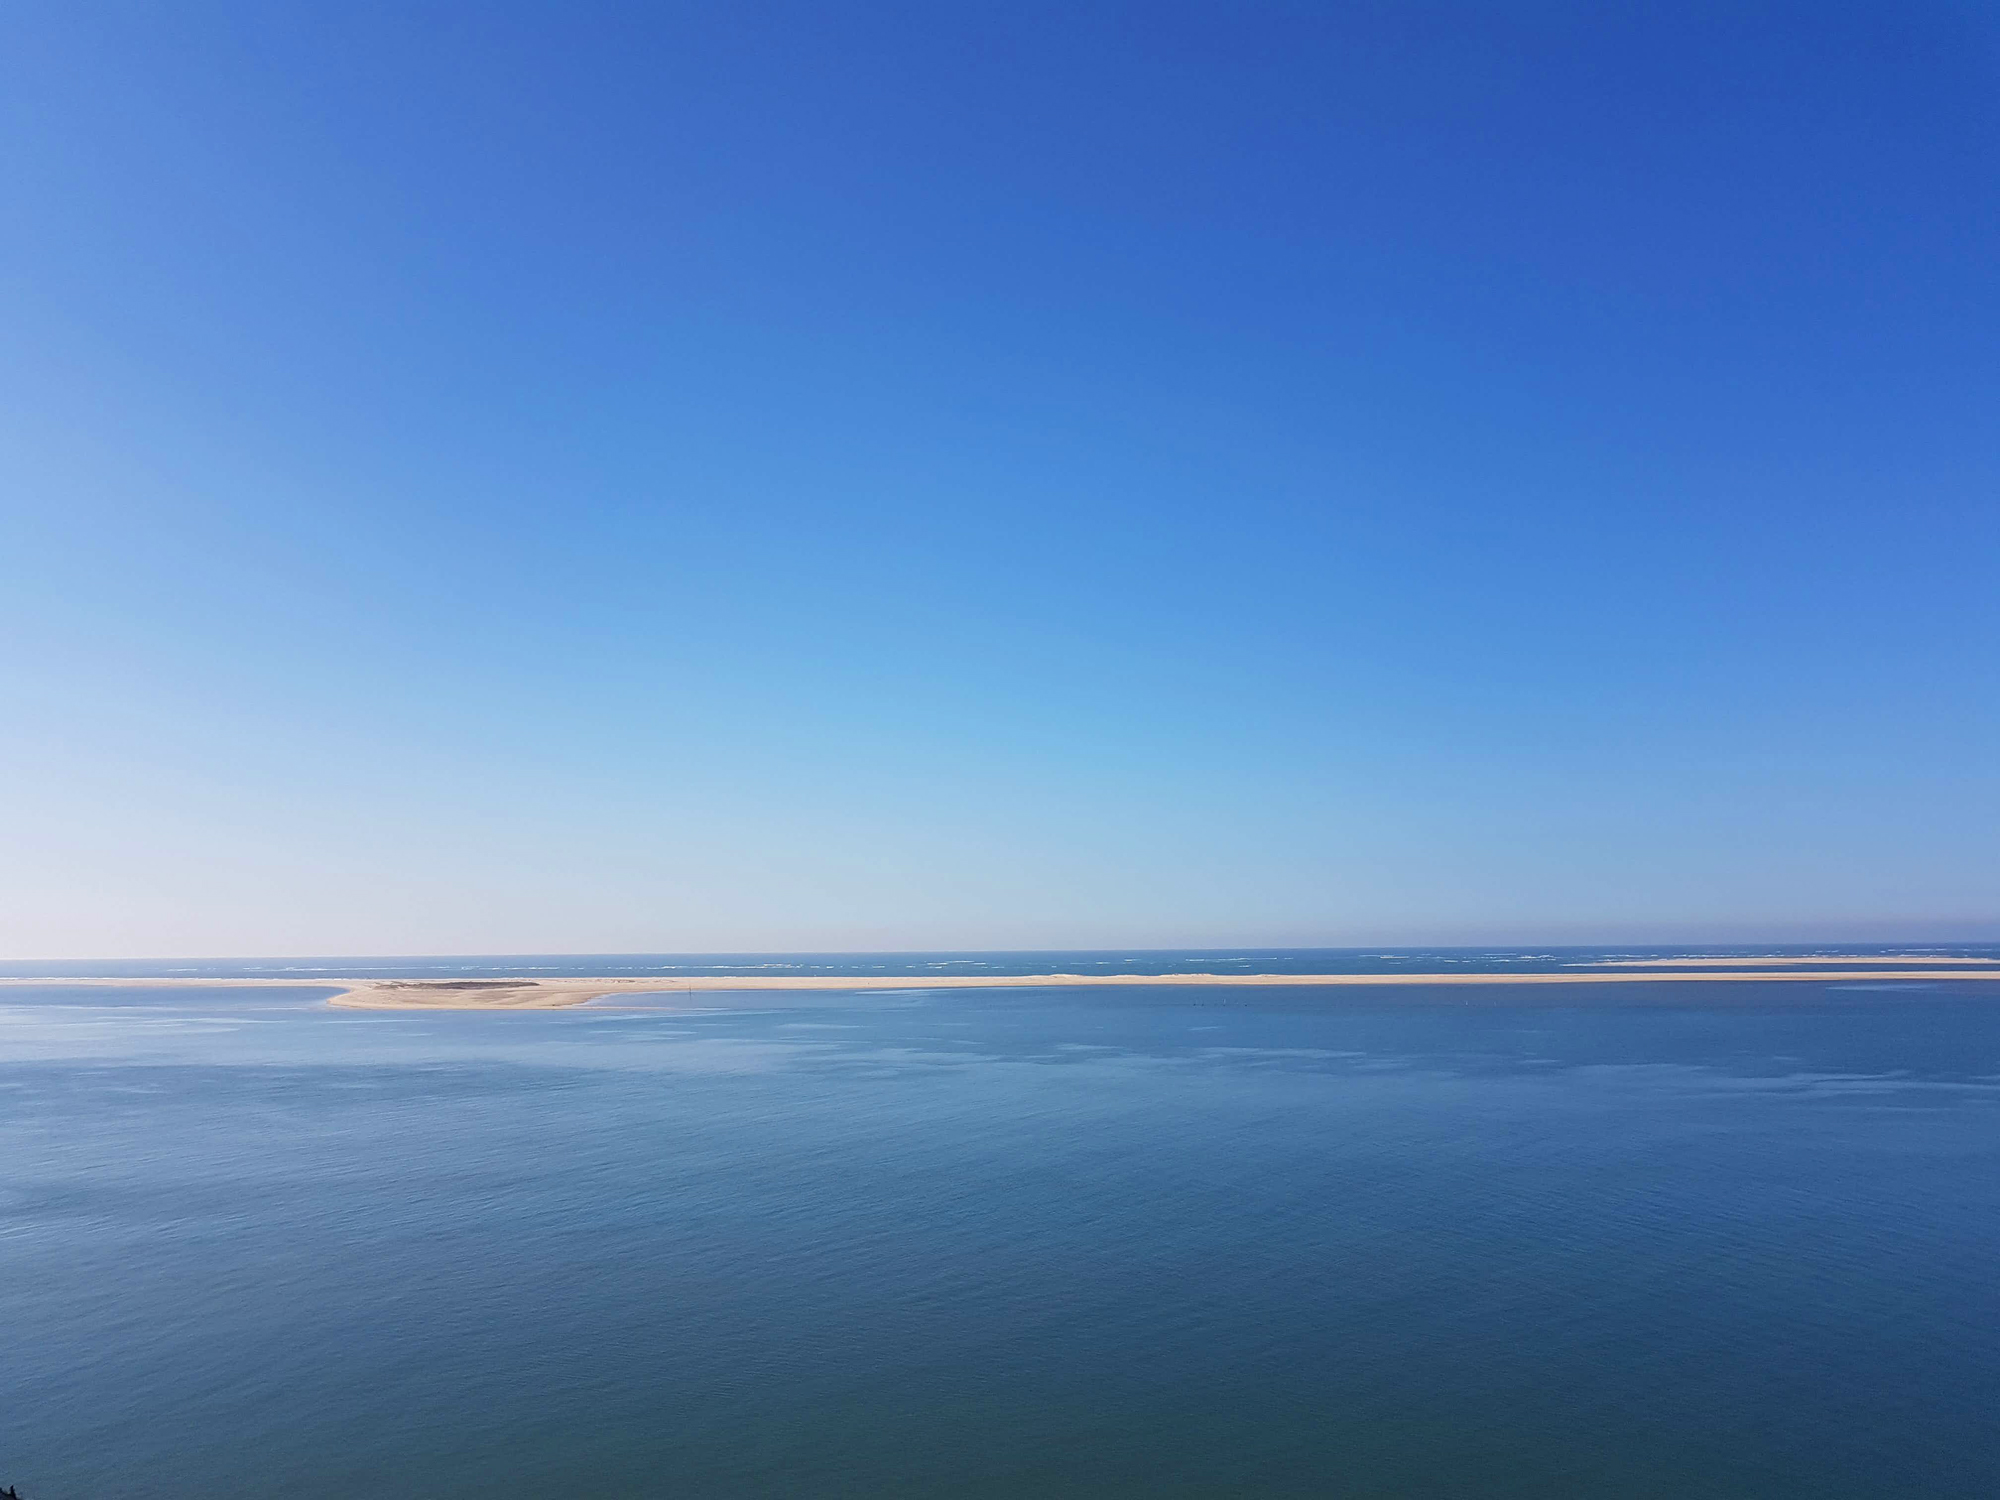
[1579,955,2000,968]
[6,966,2000,1010]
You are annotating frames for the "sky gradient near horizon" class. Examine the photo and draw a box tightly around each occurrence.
[4,2,1998,957]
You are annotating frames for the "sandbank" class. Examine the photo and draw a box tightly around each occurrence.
[1578,955,2000,968]
[5,968,2000,1010]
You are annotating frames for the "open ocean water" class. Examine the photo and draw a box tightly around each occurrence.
[3,948,1999,1498]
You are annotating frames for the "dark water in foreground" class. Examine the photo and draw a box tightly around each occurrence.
[4,954,1999,1498]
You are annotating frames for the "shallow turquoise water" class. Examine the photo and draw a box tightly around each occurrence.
[4,954,1999,1497]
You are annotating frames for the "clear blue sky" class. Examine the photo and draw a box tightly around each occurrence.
[3,3,1996,957]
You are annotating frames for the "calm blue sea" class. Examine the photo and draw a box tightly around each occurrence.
[4,950,1999,1498]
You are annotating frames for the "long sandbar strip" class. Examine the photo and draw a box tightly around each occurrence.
[1579,956,2000,968]
[325,970,2000,1008]
[7,971,1998,1010]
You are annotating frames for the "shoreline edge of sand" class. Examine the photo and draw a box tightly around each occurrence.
[5,959,2000,1010]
